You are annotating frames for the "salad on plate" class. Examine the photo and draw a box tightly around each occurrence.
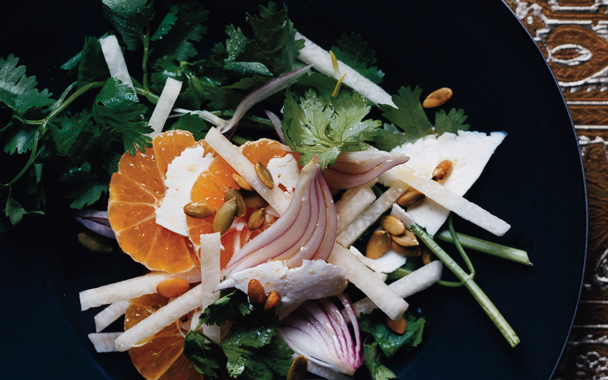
[0,1,534,379]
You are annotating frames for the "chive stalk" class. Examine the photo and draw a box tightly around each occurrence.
[411,223,520,348]
[436,230,532,266]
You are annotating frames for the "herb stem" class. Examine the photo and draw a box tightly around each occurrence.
[436,230,532,266]
[449,215,475,277]
[411,223,520,348]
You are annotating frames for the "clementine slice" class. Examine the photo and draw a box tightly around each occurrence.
[108,130,199,273]
[187,138,299,268]
[125,293,203,380]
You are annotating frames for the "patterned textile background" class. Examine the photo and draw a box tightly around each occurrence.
[505,1,608,378]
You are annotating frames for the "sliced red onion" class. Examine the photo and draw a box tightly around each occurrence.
[219,65,313,135]
[264,109,285,144]
[322,150,408,189]
[278,294,363,376]
[224,156,337,274]
[74,210,115,239]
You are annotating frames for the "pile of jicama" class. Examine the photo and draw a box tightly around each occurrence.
[76,16,529,380]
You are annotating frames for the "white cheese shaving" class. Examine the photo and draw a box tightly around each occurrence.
[348,246,406,276]
[266,154,300,193]
[379,131,509,236]
[155,145,215,236]
[216,260,347,309]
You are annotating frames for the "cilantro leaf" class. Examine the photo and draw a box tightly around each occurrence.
[4,126,38,155]
[199,290,251,327]
[363,340,397,380]
[92,78,152,155]
[102,0,154,51]
[434,108,470,133]
[183,332,223,378]
[48,112,98,159]
[379,86,433,141]
[151,7,178,42]
[151,3,208,62]
[0,55,54,116]
[66,181,108,209]
[168,113,209,140]
[332,33,385,84]
[359,311,426,358]
[282,89,381,169]
[4,188,43,225]
[373,123,408,152]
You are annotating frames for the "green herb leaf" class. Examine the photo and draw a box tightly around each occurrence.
[360,311,426,358]
[4,126,38,155]
[76,38,110,88]
[183,332,223,378]
[168,114,209,140]
[92,78,152,155]
[373,123,408,152]
[434,108,470,133]
[0,55,54,116]
[379,86,433,141]
[332,32,385,84]
[151,7,179,41]
[363,340,397,380]
[282,89,381,169]
[151,3,208,62]
[199,290,251,327]
[102,0,154,50]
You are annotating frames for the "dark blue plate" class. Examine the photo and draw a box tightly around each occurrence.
[0,1,586,379]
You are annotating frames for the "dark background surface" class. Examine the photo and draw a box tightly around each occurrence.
[0,1,586,379]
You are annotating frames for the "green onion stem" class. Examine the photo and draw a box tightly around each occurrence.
[448,215,475,277]
[411,223,520,348]
[436,230,532,266]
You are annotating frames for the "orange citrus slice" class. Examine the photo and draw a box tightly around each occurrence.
[125,293,203,380]
[109,131,298,273]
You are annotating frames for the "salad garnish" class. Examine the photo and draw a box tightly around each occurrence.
[0,1,534,379]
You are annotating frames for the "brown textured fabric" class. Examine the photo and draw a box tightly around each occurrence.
[506,1,608,378]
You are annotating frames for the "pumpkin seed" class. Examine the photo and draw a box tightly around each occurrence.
[183,201,216,219]
[77,231,113,253]
[386,315,408,335]
[391,229,419,247]
[287,356,308,380]
[422,87,453,108]
[432,160,453,182]
[242,191,268,209]
[380,215,406,236]
[224,188,246,218]
[213,198,236,234]
[232,173,254,191]
[396,188,425,208]
[247,279,267,309]
[391,241,421,257]
[421,246,436,265]
[247,208,266,230]
[264,291,281,311]
[366,230,391,259]
[255,162,274,189]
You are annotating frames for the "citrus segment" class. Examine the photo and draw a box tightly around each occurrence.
[109,130,199,273]
[125,293,203,380]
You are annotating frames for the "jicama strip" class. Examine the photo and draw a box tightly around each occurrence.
[114,284,203,351]
[335,186,376,234]
[99,35,136,93]
[88,332,122,353]
[95,300,129,332]
[388,165,510,236]
[205,128,292,215]
[328,243,407,321]
[148,77,182,136]
[295,32,394,107]
[79,268,201,311]
[336,181,408,247]
[198,233,221,341]
[353,260,443,316]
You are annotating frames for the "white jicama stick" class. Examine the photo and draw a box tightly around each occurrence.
[390,165,510,236]
[205,127,292,214]
[348,246,404,277]
[79,268,201,311]
[88,332,122,353]
[335,186,376,234]
[354,260,443,316]
[95,300,129,333]
[99,35,136,94]
[148,77,183,136]
[328,243,407,321]
[114,283,204,352]
[295,32,394,107]
[197,233,221,341]
[337,181,408,247]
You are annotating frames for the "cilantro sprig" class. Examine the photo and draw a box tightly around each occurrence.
[282,88,381,169]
